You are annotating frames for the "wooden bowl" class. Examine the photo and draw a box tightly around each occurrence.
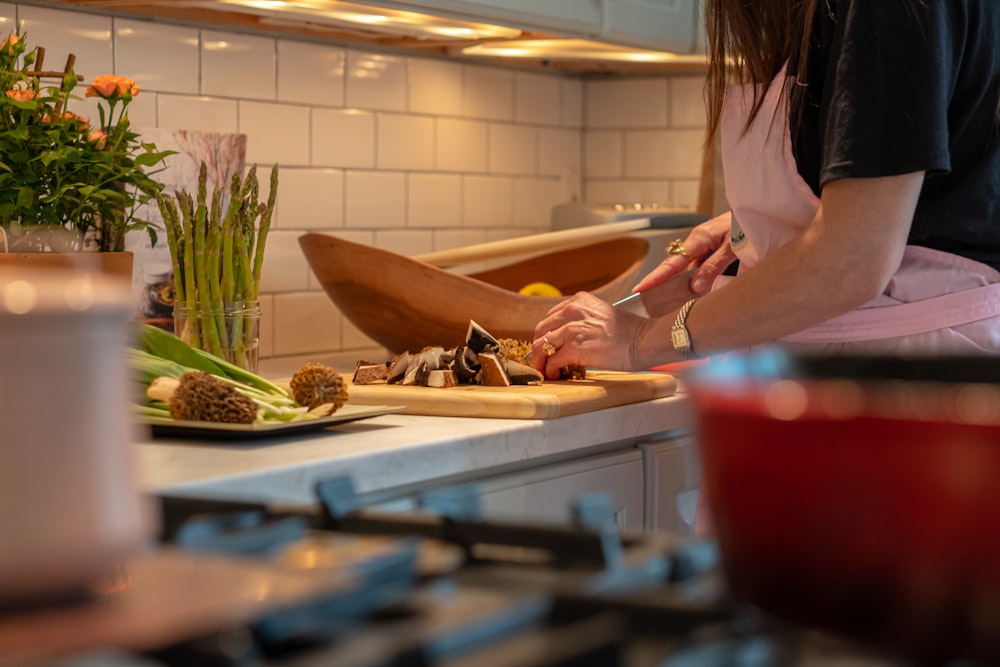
[299,233,649,353]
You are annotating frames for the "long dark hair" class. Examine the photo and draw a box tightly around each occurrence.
[703,0,818,140]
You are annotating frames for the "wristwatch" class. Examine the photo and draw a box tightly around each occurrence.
[671,298,699,359]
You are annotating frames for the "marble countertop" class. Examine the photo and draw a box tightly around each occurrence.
[136,393,694,506]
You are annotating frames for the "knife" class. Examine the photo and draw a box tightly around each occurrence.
[610,269,700,319]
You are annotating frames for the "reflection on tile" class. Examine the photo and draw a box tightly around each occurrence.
[278,40,345,106]
[515,72,561,126]
[202,30,275,100]
[513,177,565,229]
[376,230,434,256]
[116,20,198,94]
[344,171,405,228]
[436,118,487,172]
[463,65,513,121]
[586,78,668,129]
[585,131,623,179]
[276,169,344,229]
[18,6,112,79]
[127,92,158,129]
[158,95,238,133]
[313,108,375,168]
[274,292,343,356]
[0,4,13,25]
[345,50,406,111]
[260,230,313,293]
[670,76,708,128]
[625,129,702,179]
[240,100,310,165]
[409,58,463,116]
[377,114,434,170]
[560,77,584,128]
[489,124,536,175]
[408,174,461,228]
[538,128,580,179]
[463,175,512,228]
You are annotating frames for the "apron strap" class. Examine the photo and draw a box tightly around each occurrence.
[780,283,1000,343]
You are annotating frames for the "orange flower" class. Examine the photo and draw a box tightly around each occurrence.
[85,74,140,101]
[88,128,107,149]
[0,33,21,57]
[5,88,36,102]
[41,111,89,127]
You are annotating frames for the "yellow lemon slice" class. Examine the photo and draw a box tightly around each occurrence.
[518,282,563,297]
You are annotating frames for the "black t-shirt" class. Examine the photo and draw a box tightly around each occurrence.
[790,0,1000,269]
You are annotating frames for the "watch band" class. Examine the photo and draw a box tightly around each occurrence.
[671,298,699,359]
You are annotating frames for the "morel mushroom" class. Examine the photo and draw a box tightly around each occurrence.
[168,371,258,424]
[290,362,349,413]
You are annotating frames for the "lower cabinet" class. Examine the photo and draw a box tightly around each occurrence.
[475,450,645,531]
[639,436,702,536]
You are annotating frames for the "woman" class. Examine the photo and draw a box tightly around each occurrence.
[532,0,1000,378]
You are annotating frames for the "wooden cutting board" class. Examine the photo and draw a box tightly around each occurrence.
[344,370,677,419]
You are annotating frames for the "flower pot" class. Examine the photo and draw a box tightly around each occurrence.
[0,251,134,284]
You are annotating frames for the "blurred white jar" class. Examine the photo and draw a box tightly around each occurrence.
[0,267,150,607]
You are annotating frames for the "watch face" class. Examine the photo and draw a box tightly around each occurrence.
[671,328,690,350]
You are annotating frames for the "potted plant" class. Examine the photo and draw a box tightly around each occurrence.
[0,30,172,277]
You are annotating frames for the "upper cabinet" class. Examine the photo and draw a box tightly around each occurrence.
[376,0,705,54]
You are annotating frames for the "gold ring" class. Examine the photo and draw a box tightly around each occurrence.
[667,239,690,258]
[542,335,557,357]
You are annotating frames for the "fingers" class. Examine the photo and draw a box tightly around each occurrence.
[690,243,737,294]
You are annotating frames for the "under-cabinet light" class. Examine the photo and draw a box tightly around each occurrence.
[459,39,706,64]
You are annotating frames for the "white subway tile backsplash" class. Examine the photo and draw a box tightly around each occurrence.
[538,128,580,178]
[341,317,377,352]
[515,72,561,126]
[513,178,566,230]
[585,131,624,179]
[277,40,345,107]
[259,294,275,358]
[18,6,112,79]
[128,95,158,131]
[259,230,314,293]
[375,230,434,256]
[344,171,405,228]
[670,76,707,128]
[345,51,406,111]
[434,229,490,252]
[240,100,310,166]
[158,95,238,134]
[435,118,487,173]
[463,65,513,121]
[273,292,342,356]
[276,169,344,229]
[626,129,703,179]
[312,108,375,168]
[376,113,435,170]
[560,78,584,128]
[202,30,276,101]
[489,124,536,175]
[116,20,199,95]
[408,174,462,228]
[586,78,668,129]
[673,179,701,210]
[463,175,513,228]
[408,58,463,116]
[0,4,13,24]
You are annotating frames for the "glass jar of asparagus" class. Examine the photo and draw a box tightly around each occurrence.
[156,163,276,373]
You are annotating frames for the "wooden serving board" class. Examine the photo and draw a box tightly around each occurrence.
[344,370,677,420]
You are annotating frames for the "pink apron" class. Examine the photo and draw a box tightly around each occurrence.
[714,69,1000,354]
[691,70,1000,538]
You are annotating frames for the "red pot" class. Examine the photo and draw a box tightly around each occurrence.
[688,352,1000,662]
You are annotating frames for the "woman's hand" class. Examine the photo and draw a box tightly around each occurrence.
[530,292,652,379]
[633,212,736,295]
